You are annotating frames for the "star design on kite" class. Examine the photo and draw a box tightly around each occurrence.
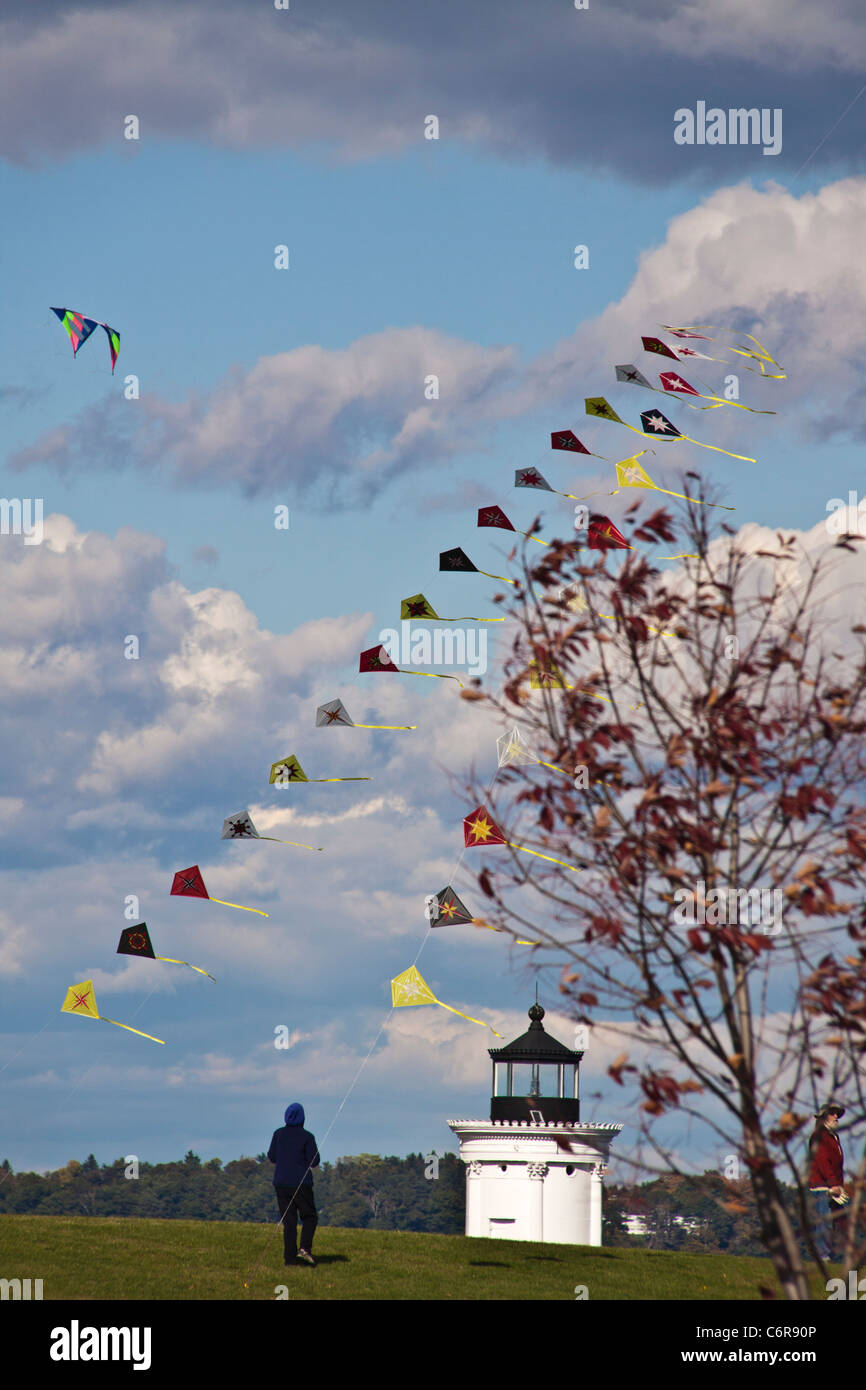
[594,403,612,417]
[438,899,457,919]
[623,468,644,485]
[625,370,640,382]
[72,989,91,1010]
[469,815,496,842]
[286,765,305,780]
[667,376,688,390]
[520,470,543,486]
[229,821,250,836]
[481,509,507,527]
[324,707,344,724]
[646,414,671,433]
[557,435,575,449]
[406,600,431,617]
[128,932,147,952]
[181,875,200,892]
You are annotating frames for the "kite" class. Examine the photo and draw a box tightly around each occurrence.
[51,308,120,373]
[642,335,719,365]
[359,644,463,687]
[514,467,582,500]
[477,505,550,547]
[611,457,734,510]
[615,364,655,391]
[268,754,370,785]
[61,979,164,1045]
[586,513,695,561]
[463,804,582,872]
[585,397,756,464]
[170,864,268,917]
[439,546,515,586]
[551,429,605,459]
[51,308,98,357]
[658,371,776,416]
[117,923,215,981]
[391,965,502,1035]
[640,408,757,463]
[316,698,416,731]
[497,725,569,776]
[221,808,323,852]
[400,592,503,623]
[660,326,786,378]
[425,884,539,945]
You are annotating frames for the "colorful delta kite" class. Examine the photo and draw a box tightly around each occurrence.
[477,505,549,547]
[390,966,502,1035]
[268,754,370,785]
[170,864,268,917]
[117,923,215,981]
[316,698,416,731]
[61,980,164,1044]
[439,547,515,586]
[514,468,582,500]
[657,371,776,415]
[463,804,582,872]
[221,808,323,852]
[551,428,605,459]
[400,592,503,623]
[359,644,463,687]
[51,308,120,373]
[425,884,539,944]
[584,397,756,464]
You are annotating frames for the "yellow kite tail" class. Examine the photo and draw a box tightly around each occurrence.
[444,615,505,623]
[536,758,571,776]
[399,669,464,688]
[354,722,418,730]
[311,776,372,782]
[523,532,551,547]
[262,837,324,851]
[209,898,269,917]
[102,1016,165,1044]
[507,841,582,872]
[156,955,216,982]
[681,435,757,463]
[436,999,503,1036]
[477,568,516,585]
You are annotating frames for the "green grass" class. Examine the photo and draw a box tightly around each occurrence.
[0,1215,836,1300]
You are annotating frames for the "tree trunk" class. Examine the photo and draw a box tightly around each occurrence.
[744,1125,811,1299]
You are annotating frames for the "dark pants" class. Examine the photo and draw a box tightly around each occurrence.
[276,1184,317,1261]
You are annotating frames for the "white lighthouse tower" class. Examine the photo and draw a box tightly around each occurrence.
[448,1003,622,1245]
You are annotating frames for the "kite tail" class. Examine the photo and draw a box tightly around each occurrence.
[157,955,216,982]
[436,999,503,1036]
[507,841,582,872]
[102,1016,165,1044]
[262,837,324,851]
[446,616,505,623]
[478,569,516,585]
[399,669,464,688]
[535,758,571,776]
[523,533,551,547]
[209,898,269,917]
[683,436,756,463]
[355,722,418,730]
[312,776,372,782]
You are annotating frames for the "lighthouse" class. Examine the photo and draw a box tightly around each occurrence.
[448,1004,622,1245]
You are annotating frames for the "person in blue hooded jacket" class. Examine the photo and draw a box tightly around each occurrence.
[268,1103,321,1266]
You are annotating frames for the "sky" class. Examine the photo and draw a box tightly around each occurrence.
[2,0,866,1183]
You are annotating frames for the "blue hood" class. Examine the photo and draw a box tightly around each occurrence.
[284,1103,305,1126]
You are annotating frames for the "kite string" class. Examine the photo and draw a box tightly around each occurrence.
[244,760,505,1291]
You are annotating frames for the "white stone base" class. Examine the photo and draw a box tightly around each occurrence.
[448,1119,622,1246]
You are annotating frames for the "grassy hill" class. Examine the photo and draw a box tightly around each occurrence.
[0,1214,838,1300]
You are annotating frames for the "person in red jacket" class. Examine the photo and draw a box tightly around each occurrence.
[808,1101,846,1261]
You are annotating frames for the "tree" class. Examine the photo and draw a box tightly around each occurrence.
[465,492,866,1299]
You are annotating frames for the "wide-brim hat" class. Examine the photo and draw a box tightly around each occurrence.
[815,1101,846,1119]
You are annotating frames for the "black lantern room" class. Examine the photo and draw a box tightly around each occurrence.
[489,1003,584,1123]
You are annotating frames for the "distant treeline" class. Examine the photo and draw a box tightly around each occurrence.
[0,1155,785,1251]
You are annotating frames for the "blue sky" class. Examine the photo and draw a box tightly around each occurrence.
[2,0,865,1182]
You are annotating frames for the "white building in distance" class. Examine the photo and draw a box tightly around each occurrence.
[448,1004,622,1245]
